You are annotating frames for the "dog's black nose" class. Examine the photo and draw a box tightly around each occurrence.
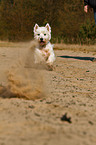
[40,38,43,41]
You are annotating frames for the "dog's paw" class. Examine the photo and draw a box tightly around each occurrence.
[47,64,54,71]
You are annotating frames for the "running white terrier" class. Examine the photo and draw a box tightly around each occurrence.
[33,23,56,70]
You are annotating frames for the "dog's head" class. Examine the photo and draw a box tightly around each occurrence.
[33,23,51,46]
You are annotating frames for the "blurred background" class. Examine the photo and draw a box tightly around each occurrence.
[0,0,95,44]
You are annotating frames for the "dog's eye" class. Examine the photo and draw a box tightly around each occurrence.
[44,34,46,36]
[38,34,40,36]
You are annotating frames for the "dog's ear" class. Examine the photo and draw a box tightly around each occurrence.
[34,24,39,33]
[45,23,51,33]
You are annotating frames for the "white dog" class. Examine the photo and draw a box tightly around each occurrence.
[33,23,56,70]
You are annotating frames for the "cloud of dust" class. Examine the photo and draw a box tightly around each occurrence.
[0,40,47,100]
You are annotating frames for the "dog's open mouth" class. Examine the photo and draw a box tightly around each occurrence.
[39,40,46,46]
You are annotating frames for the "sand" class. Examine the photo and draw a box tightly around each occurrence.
[0,42,96,145]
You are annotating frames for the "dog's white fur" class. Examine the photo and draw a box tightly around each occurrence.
[33,23,55,69]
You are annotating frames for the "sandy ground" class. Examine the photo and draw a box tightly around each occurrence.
[0,42,96,145]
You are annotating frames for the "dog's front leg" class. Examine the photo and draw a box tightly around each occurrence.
[46,52,56,70]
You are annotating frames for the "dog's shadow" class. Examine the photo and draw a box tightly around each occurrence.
[57,55,95,61]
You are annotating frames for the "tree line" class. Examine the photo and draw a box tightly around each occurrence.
[0,0,95,44]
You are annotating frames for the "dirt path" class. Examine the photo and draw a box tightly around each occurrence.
[0,44,96,145]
